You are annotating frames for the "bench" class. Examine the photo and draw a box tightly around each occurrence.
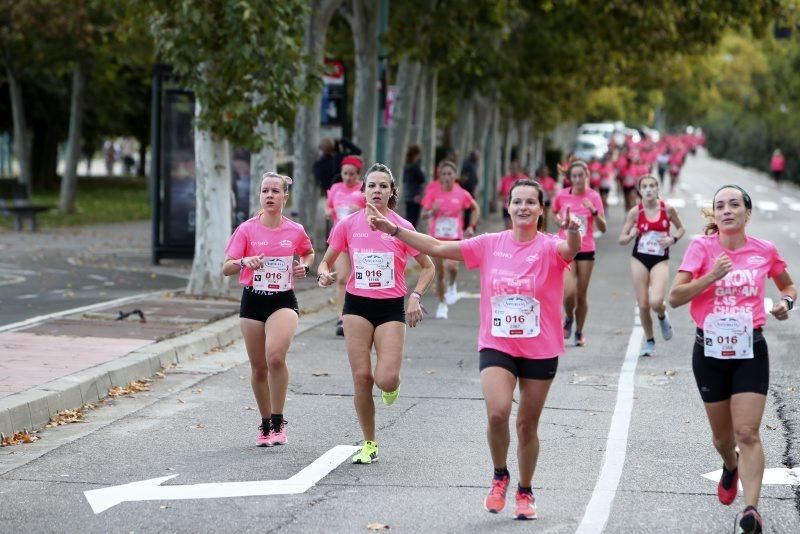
[0,180,52,232]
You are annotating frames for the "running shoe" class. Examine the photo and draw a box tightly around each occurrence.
[514,489,538,520]
[335,319,344,337]
[267,419,287,446]
[436,302,449,319]
[563,316,574,339]
[639,340,655,357]
[718,460,738,505]
[381,387,400,406]
[484,474,510,513]
[575,331,586,347]
[445,283,458,305]
[257,421,271,447]
[658,313,673,341]
[735,506,763,534]
[351,440,378,464]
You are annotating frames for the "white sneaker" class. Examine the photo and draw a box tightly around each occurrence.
[445,283,458,305]
[436,302,449,319]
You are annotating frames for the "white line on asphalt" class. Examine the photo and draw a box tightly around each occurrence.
[790,204,800,212]
[756,201,778,212]
[0,289,180,334]
[575,324,643,534]
[702,467,800,486]
[88,274,108,281]
[665,198,686,209]
[0,274,26,287]
[15,294,39,300]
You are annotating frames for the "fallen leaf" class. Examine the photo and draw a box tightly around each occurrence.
[664,370,677,377]
[244,406,256,411]
[155,371,166,379]
[787,386,797,392]
[312,372,330,377]
[177,398,186,404]
[425,369,436,375]
[367,523,390,531]
[1,431,40,446]
[192,388,203,394]
[108,379,151,397]
[766,424,778,431]
[189,424,206,429]
[159,505,169,509]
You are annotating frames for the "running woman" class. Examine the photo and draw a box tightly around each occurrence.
[223,172,315,447]
[422,160,480,318]
[317,163,435,465]
[669,185,796,534]
[367,179,581,520]
[552,160,606,346]
[498,159,527,230]
[325,155,366,336]
[618,175,685,356]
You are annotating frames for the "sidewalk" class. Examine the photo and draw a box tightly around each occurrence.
[0,220,335,439]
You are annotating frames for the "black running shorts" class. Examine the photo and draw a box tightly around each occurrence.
[479,349,558,380]
[239,286,299,323]
[692,328,769,403]
[343,292,406,327]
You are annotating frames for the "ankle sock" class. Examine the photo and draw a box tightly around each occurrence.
[494,466,509,479]
[270,413,283,430]
[518,484,532,494]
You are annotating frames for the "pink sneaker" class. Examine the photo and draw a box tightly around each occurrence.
[483,474,510,513]
[267,419,287,446]
[514,490,537,520]
[256,422,271,447]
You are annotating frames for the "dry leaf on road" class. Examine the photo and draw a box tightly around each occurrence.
[312,372,330,377]
[367,523,390,531]
[1,431,39,447]
[664,370,677,377]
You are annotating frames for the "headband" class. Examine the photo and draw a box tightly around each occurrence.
[714,184,752,210]
[341,155,363,171]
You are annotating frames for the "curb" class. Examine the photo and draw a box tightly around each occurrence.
[0,286,335,439]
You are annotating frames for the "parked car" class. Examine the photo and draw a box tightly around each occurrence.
[571,134,609,161]
[577,122,616,140]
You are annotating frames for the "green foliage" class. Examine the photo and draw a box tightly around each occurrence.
[147,0,317,149]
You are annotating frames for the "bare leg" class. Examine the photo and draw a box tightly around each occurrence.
[344,314,377,441]
[240,318,270,418]
[574,259,595,333]
[731,393,767,507]
[263,308,299,415]
[480,367,517,469]
[516,377,554,487]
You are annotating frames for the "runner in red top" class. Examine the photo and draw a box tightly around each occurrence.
[366,178,581,521]
[317,163,435,465]
[669,185,796,534]
[421,160,480,318]
[498,160,528,229]
[222,172,315,448]
[325,155,366,336]
[618,175,685,356]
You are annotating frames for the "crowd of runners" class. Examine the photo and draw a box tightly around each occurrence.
[220,127,794,533]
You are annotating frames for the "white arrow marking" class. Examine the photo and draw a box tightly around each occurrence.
[84,445,359,514]
[702,467,800,487]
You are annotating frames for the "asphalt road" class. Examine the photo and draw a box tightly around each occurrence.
[1,152,799,533]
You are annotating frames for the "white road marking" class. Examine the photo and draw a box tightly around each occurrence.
[576,324,644,533]
[88,274,108,282]
[0,289,179,334]
[756,201,778,212]
[15,294,39,300]
[0,274,26,287]
[695,199,711,209]
[702,467,800,487]
[790,204,800,212]
[84,444,359,514]
[665,198,686,209]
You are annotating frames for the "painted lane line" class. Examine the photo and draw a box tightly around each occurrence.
[756,201,778,212]
[789,204,800,212]
[15,294,39,300]
[665,198,686,209]
[84,445,359,514]
[88,274,109,281]
[0,274,26,287]
[575,325,644,534]
[0,289,181,334]
[702,467,800,487]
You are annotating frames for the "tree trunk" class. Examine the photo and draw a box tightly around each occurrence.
[519,120,531,174]
[344,0,379,165]
[387,56,421,203]
[250,120,278,216]
[138,140,147,178]
[419,68,437,181]
[186,106,232,297]
[59,60,88,213]
[502,118,514,176]
[410,66,426,148]
[292,0,342,241]
[472,96,491,206]
[451,94,471,169]
[488,104,501,209]
[7,67,31,196]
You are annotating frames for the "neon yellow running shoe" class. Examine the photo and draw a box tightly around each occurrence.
[352,440,378,464]
[381,387,400,406]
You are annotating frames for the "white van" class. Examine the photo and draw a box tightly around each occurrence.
[577,122,616,140]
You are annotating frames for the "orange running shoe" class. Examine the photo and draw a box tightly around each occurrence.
[483,474,510,513]
[514,489,538,520]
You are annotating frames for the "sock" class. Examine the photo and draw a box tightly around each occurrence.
[518,484,532,495]
[658,314,666,320]
[270,413,283,430]
[494,466,509,479]
[261,417,270,430]
[647,338,655,344]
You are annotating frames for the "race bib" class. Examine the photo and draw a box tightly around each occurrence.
[335,206,352,221]
[703,312,754,359]
[354,252,395,289]
[637,231,666,256]
[491,294,540,338]
[253,256,293,292]
[434,216,459,239]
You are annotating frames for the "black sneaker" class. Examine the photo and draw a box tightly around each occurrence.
[336,319,344,336]
[735,506,763,534]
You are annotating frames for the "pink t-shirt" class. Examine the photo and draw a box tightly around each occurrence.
[678,235,787,329]
[328,209,419,299]
[461,231,570,359]
[225,216,313,288]
[421,185,474,240]
[326,182,366,225]
[552,188,604,252]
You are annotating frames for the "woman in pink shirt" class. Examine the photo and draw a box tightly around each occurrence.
[325,155,366,337]
[367,179,581,521]
[422,160,480,319]
[317,163,435,465]
[669,185,796,533]
[552,160,606,347]
[769,149,785,185]
[223,172,315,447]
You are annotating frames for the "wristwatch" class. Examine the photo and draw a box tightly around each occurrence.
[783,295,794,311]
[303,264,310,276]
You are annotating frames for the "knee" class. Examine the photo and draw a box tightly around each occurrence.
[712,434,735,452]
[516,418,539,442]
[577,294,589,308]
[251,362,268,381]
[487,408,511,429]
[734,425,761,447]
[266,351,286,370]
[352,371,374,393]
[375,373,399,393]
[638,301,650,315]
